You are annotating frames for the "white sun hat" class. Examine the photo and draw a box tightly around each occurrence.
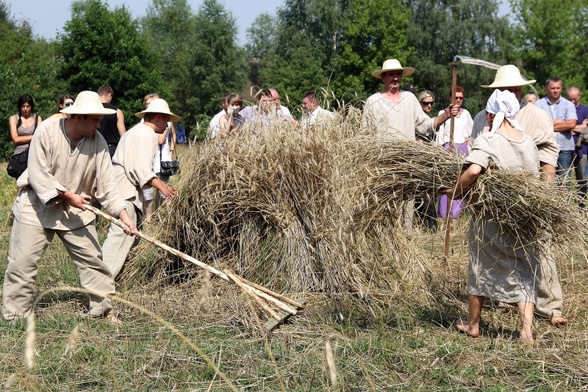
[135,98,181,122]
[60,91,117,115]
[371,59,415,79]
[481,64,536,88]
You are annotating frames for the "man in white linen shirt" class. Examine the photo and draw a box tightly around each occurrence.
[2,91,137,323]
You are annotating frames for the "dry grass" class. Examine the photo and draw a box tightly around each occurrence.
[124,111,583,315]
[1,111,588,390]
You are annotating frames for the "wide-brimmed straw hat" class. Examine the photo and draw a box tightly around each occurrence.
[135,98,181,122]
[371,59,415,79]
[481,64,536,88]
[60,91,116,115]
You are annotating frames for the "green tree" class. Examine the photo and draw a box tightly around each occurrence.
[405,0,515,114]
[334,0,411,103]
[510,0,588,92]
[254,0,343,111]
[141,0,197,130]
[0,1,63,159]
[187,0,247,138]
[58,0,165,124]
[245,13,279,87]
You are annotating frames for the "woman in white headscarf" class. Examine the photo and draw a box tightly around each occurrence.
[443,89,541,345]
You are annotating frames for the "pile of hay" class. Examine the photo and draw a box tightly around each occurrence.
[124,117,433,307]
[348,135,582,245]
[123,115,583,308]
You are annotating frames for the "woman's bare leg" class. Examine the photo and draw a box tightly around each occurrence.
[517,301,535,345]
[456,294,484,337]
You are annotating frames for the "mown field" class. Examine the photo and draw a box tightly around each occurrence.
[0,142,588,391]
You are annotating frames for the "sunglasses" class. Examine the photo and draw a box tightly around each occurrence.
[455,97,464,101]
[420,101,434,106]
[65,102,74,107]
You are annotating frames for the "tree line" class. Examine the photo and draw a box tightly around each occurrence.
[1,0,586,159]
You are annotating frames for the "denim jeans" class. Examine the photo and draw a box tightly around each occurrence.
[557,150,574,190]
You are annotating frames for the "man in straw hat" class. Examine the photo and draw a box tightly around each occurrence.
[102,97,180,279]
[362,58,458,233]
[2,91,137,323]
[472,64,567,326]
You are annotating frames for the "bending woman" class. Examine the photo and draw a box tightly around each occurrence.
[443,89,540,345]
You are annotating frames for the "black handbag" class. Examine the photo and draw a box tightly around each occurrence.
[159,144,179,177]
[6,113,38,179]
[6,149,29,178]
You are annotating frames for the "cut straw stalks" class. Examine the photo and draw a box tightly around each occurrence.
[85,204,304,324]
[120,114,584,313]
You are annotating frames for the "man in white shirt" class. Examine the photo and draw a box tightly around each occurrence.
[301,91,335,129]
[2,91,137,322]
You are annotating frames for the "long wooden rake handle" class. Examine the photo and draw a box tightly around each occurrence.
[85,204,302,319]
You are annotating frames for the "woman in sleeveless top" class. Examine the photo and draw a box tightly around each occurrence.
[9,94,43,155]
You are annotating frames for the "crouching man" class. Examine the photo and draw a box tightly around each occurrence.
[2,91,137,323]
[102,98,179,279]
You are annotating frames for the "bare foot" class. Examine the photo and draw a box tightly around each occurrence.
[520,331,535,346]
[550,315,568,327]
[455,320,480,337]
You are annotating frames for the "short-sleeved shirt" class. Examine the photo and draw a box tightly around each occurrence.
[436,108,473,144]
[471,103,559,167]
[239,105,291,135]
[535,96,578,151]
[573,103,588,154]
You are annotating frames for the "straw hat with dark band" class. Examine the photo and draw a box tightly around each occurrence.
[371,59,415,79]
[135,98,181,123]
[60,91,116,115]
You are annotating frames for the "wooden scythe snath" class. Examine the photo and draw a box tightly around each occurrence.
[444,60,459,262]
[86,204,305,331]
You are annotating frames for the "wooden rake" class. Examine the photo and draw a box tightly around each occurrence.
[86,204,305,330]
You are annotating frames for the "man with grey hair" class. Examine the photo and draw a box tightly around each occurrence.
[566,86,588,208]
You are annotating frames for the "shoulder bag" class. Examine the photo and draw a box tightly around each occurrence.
[6,114,37,178]
[159,144,180,177]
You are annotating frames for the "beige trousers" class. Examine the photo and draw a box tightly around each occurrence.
[535,236,564,318]
[102,200,139,279]
[2,220,114,320]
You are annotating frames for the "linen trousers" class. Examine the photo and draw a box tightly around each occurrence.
[535,234,564,318]
[102,200,139,279]
[2,220,115,320]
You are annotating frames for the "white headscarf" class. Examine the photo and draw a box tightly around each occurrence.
[485,89,524,137]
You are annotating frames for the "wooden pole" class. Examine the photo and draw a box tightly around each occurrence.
[85,204,302,321]
[444,61,458,262]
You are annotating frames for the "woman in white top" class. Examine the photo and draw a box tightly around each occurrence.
[437,86,473,219]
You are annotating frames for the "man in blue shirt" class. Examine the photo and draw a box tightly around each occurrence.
[535,77,578,188]
[567,86,588,208]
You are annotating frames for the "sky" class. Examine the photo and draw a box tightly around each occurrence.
[6,0,285,45]
[7,0,511,46]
